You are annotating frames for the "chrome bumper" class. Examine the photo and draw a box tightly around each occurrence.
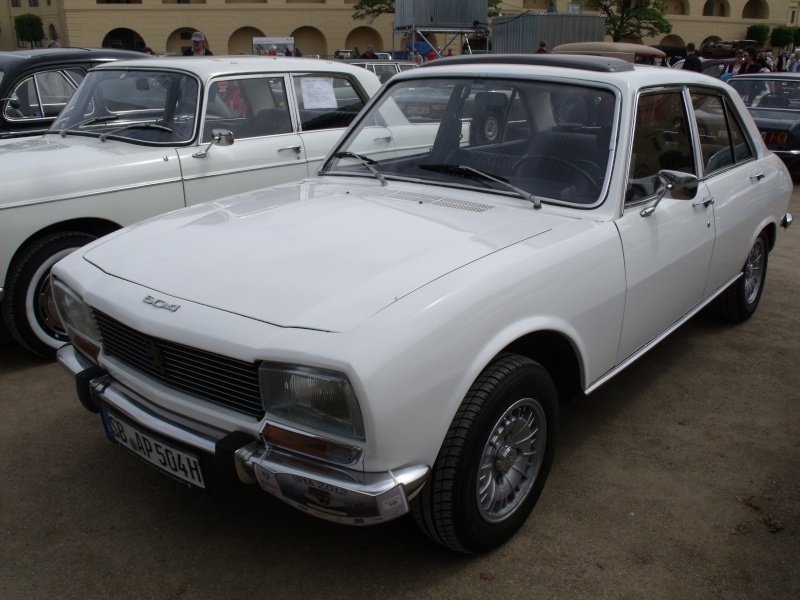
[782,212,793,230]
[57,344,430,525]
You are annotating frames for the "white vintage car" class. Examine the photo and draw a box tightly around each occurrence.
[0,56,381,358]
[54,55,793,553]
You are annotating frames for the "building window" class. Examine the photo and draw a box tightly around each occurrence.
[29,0,39,6]
[11,0,21,6]
[792,9,798,23]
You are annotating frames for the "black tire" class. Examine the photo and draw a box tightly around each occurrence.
[479,110,502,144]
[715,231,768,322]
[411,354,558,553]
[1,231,97,359]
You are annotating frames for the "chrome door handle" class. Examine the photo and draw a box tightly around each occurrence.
[692,195,714,207]
[749,171,766,181]
[279,145,302,154]
[373,135,393,142]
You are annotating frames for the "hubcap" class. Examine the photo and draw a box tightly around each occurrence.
[744,238,765,305]
[477,398,546,523]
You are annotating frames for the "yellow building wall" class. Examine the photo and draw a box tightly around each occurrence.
[1,0,797,53]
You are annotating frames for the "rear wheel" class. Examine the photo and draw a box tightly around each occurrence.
[412,354,558,553]
[715,231,768,322]
[2,231,96,359]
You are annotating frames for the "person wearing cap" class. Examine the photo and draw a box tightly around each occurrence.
[184,32,213,56]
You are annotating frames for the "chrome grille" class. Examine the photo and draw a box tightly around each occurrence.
[93,310,263,418]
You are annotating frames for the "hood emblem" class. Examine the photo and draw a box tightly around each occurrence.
[143,295,180,312]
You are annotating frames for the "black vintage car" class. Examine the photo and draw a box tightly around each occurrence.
[728,73,800,179]
[0,47,147,139]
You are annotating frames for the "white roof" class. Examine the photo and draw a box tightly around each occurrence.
[91,55,378,82]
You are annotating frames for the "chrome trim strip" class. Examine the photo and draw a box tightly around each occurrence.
[585,272,742,394]
[89,375,219,455]
[180,161,303,182]
[0,177,183,211]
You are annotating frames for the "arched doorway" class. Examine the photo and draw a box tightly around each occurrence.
[345,27,383,56]
[167,28,202,56]
[742,0,768,18]
[661,35,686,47]
[102,28,146,51]
[291,26,327,57]
[228,27,265,55]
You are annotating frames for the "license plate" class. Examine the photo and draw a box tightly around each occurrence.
[101,409,205,489]
[407,105,430,115]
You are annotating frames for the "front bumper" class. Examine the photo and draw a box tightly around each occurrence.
[58,344,429,525]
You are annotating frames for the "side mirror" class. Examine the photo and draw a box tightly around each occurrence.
[640,169,699,217]
[192,128,234,158]
[1,94,21,109]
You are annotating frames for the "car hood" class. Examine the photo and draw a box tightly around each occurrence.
[747,107,800,130]
[83,179,576,332]
[0,135,180,208]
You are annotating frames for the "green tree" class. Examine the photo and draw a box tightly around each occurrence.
[792,26,800,47]
[770,26,793,49]
[586,0,672,42]
[746,24,770,48]
[353,0,502,22]
[14,13,44,48]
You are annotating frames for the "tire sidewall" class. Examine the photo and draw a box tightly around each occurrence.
[453,360,558,553]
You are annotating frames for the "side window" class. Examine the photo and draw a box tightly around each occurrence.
[64,68,86,88]
[292,75,367,132]
[5,76,41,119]
[627,91,696,203]
[691,91,754,176]
[204,77,291,143]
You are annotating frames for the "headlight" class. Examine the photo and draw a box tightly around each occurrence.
[259,363,365,441]
[50,277,102,360]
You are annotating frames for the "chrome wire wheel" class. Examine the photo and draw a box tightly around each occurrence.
[743,237,765,305]
[477,397,546,523]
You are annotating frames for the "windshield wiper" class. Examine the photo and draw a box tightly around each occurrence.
[99,122,173,142]
[58,115,119,138]
[420,163,541,209]
[331,151,387,186]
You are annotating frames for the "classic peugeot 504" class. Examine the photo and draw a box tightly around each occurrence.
[54,55,792,553]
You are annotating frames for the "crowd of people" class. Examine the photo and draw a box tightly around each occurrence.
[681,41,800,75]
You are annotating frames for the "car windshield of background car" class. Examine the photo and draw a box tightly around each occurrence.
[325,77,617,208]
[51,70,200,144]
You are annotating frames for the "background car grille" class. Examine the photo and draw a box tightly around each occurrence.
[93,310,264,418]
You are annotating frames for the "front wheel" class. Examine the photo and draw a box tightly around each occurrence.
[715,231,768,322]
[412,354,558,553]
[1,231,97,359]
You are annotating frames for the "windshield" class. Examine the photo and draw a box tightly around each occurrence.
[324,77,617,207]
[51,69,200,144]
[729,78,800,109]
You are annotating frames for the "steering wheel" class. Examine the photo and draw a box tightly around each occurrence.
[758,93,789,107]
[513,154,601,196]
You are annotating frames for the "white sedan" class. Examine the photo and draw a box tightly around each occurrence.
[54,54,792,553]
[0,56,380,358]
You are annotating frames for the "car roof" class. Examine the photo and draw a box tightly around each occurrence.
[407,54,731,90]
[90,55,379,80]
[343,59,416,66]
[729,72,800,80]
[0,47,148,70]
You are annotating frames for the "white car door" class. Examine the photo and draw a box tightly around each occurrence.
[178,75,307,205]
[615,89,715,363]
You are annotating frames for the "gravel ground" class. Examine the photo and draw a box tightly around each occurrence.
[1,188,798,600]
